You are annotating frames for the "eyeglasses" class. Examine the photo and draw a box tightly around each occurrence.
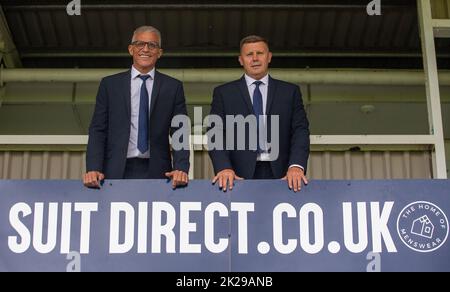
[131,41,160,50]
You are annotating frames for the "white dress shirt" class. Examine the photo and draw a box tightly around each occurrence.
[244,74,304,171]
[127,66,155,159]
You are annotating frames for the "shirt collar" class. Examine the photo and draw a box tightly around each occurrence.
[245,74,269,87]
[131,66,155,80]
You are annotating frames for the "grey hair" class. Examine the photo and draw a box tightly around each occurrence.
[131,26,162,47]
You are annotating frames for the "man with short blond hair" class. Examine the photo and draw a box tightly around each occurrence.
[208,35,310,192]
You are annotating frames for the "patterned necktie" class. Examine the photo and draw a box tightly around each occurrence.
[138,75,150,153]
[252,81,264,153]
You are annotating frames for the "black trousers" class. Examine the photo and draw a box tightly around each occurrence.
[124,158,150,179]
[252,161,275,179]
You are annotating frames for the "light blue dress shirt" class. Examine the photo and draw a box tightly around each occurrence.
[127,66,155,158]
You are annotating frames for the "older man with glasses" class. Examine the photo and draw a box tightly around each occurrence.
[84,26,190,189]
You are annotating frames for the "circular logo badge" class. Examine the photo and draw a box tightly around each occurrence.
[397,201,449,253]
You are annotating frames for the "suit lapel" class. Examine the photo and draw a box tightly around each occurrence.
[150,70,162,117]
[266,76,277,115]
[122,70,132,121]
[237,75,254,114]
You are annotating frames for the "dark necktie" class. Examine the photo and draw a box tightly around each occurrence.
[252,81,264,153]
[138,75,150,154]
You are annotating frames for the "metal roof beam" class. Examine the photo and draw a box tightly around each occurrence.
[432,19,450,37]
[418,0,447,178]
[0,6,21,68]
[3,68,450,86]
[20,51,449,59]
[3,3,412,11]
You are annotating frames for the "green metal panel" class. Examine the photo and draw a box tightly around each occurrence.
[431,0,450,18]
[2,82,74,103]
[446,140,450,176]
[0,82,449,138]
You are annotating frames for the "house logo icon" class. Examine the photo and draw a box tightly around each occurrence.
[397,201,449,253]
[411,215,434,239]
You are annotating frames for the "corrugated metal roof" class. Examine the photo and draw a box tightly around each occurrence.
[2,1,449,68]
[3,4,423,53]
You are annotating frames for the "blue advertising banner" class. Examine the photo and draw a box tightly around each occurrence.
[0,180,449,272]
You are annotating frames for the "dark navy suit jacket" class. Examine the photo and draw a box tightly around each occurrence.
[86,70,190,179]
[208,75,310,179]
